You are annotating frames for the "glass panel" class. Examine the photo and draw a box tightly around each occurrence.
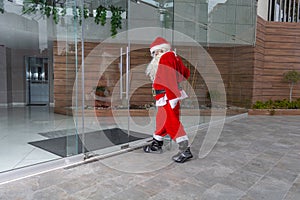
[63,0,81,156]
[82,0,178,157]
[74,0,132,156]
[173,0,257,46]
[0,0,81,172]
[0,0,257,177]
[207,0,257,108]
[129,0,203,154]
[208,0,257,45]
[174,0,208,45]
[45,0,85,157]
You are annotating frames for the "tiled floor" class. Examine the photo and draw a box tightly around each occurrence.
[0,106,209,173]
[0,116,299,199]
[0,106,68,172]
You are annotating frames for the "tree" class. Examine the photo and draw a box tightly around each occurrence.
[283,70,300,102]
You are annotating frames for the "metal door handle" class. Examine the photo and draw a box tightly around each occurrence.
[120,47,123,99]
[126,46,130,100]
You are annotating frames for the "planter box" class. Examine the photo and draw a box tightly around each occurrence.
[248,109,300,116]
[95,108,154,117]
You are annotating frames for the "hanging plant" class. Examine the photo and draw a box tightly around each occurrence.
[1,1,123,39]
[109,5,124,36]
[22,0,39,15]
[52,6,59,24]
[95,5,107,26]
[22,0,60,23]
[72,6,78,21]
[60,6,66,17]
[43,5,52,18]
[18,0,124,36]
[78,6,89,25]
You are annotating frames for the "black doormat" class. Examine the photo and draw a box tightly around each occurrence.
[29,128,149,157]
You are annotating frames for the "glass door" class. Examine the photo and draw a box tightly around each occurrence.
[126,0,176,146]
[54,0,205,161]
[75,0,177,158]
[72,0,136,157]
[126,0,212,162]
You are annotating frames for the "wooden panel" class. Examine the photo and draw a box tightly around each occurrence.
[53,42,157,113]
[53,17,300,113]
[252,17,300,104]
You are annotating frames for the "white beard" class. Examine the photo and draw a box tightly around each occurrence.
[146,52,163,82]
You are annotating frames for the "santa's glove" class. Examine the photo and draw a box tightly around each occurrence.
[168,90,188,109]
[169,99,179,109]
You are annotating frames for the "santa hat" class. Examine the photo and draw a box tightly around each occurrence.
[150,37,171,53]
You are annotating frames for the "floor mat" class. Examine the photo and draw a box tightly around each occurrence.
[29,128,149,157]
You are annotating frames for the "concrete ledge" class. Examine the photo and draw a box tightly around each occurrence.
[75,108,248,117]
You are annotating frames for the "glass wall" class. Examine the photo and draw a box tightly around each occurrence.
[0,0,257,179]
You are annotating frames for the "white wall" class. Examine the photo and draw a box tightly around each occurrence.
[257,0,269,20]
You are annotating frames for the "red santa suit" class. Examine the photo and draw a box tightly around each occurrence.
[144,37,193,163]
[149,39,190,144]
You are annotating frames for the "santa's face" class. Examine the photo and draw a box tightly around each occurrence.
[146,49,164,81]
[151,49,164,58]
[146,49,166,82]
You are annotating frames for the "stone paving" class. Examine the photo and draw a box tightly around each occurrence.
[0,116,300,200]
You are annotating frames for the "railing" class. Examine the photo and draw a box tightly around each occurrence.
[268,0,300,22]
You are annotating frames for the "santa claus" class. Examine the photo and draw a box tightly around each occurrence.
[143,37,193,163]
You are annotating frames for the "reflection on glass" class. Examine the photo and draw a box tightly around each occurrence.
[173,0,256,45]
[0,0,256,176]
[27,57,48,82]
[208,0,227,13]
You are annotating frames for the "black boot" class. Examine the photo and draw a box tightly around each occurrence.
[143,138,163,153]
[172,140,193,163]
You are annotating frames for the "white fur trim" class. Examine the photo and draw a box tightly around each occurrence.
[150,43,171,54]
[156,94,168,107]
[176,135,189,143]
[168,90,188,109]
[153,134,164,141]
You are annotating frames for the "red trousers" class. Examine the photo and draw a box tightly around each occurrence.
[154,102,187,141]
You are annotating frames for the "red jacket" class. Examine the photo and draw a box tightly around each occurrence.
[153,51,190,101]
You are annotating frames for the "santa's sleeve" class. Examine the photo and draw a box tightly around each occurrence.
[176,56,190,80]
[155,53,181,100]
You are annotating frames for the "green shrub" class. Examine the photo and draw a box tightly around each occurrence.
[252,99,300,109]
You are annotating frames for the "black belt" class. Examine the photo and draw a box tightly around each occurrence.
[152,89,165,96]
